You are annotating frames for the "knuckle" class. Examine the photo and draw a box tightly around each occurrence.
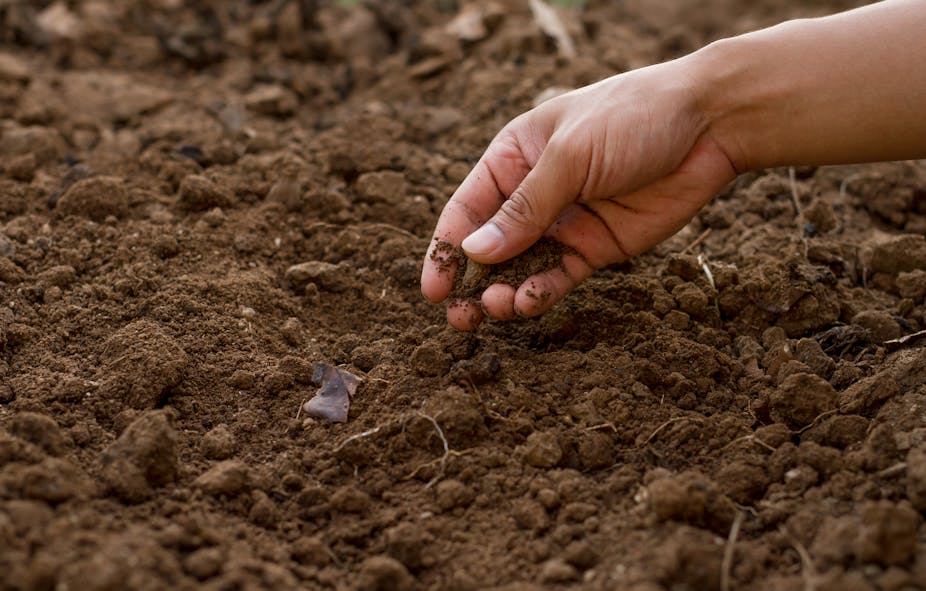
[498,189,542,233]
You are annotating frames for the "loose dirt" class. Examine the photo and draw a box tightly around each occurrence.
[437,236,573,300]
[3,1,926,590]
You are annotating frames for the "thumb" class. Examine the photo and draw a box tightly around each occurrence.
[461,141,579,264]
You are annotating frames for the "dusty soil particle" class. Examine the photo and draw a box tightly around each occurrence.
[449,345,500,384]
[284,260,351,293]
[897,269,926,301]
[840,372,901,416]
[671,282,709,318]
[355,170,408,205]
[577,431,615,470]
[797,441,843,478]
[14,457,95,504]
[535,487,560,511]
[97,320,188,411]
[860,423,899,471]
[357,555,415,591]
[521,431,563,469]
[330,485,371,514]
[193,460,252,497]
[906,444,926,511]
[248,490,281,528]
[769,372,837,428]
[383,522,435,571]
[177,174,233,211]
[100,410,178,503]
[646,471,735,535]
[713,459,770,504]
[410,340,451,376]
[802,414,869,449]
[512,498,550,532]
[291,536,331,567]
[417,386,487,448]
[184,547,225,580]
[6,412,67,456]
[851,309,902,342]
[538,558,578,583]
[434,478,474,511]
[854,501,920,566]
[793,337,835,379]
[861,234,926,274]
[200,424,237,460]
[562,540,599,570]
[0,257,27,284]
[55,176,129,221]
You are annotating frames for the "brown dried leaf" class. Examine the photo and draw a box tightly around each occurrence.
[447,4,488,42]
[527,0,576,59]
[303,363,363,423]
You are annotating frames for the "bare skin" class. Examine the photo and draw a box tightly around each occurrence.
[421,0,926,331]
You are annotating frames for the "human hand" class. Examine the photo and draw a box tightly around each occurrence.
[421,58,738,330]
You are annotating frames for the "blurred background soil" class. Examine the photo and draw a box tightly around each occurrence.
[2,1,926,590]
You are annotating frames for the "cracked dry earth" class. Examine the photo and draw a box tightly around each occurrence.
[3,1,926,590]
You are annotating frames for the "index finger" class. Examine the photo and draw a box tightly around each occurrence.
[420,133,534,303]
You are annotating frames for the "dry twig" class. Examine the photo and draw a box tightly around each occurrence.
[528,0,577,59]
[404,412,469,488]
[332,426,382,453]
[876,462,907,479]
[785,531,818,591]
[585,422,618,433]
[641,416,704,447]
[795,409,839,435]
[721,510,745,591]
[682,227,713,254]
[722,434,777,454]
[884,329,926,351]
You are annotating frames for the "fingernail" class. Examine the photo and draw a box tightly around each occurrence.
[461,223,503,256]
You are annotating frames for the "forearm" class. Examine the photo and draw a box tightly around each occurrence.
[691,0,926,172]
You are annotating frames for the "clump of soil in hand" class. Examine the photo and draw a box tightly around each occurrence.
[433,237,576,300]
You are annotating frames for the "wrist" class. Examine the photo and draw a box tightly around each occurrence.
[683,36,757,174]
[683,21,810,174]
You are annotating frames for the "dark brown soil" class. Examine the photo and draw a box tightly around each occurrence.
[3,1,926,590]
[440,236,573,300]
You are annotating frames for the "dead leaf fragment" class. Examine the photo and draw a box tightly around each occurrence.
[303,363,363,423]
[528,0,576,59]
[447,5,488,42]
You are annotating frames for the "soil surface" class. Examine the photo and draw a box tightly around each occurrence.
[3,1,926,590]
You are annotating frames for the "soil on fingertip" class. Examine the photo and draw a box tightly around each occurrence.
[4,1,926,591]
[442,236,575,300]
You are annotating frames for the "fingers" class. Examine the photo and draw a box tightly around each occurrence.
[477,251,594,322]
[421,133,535,304]
[481,283,517,321]
[514,252,595,317]
[462,139,581,265]
[446,299,484,331]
